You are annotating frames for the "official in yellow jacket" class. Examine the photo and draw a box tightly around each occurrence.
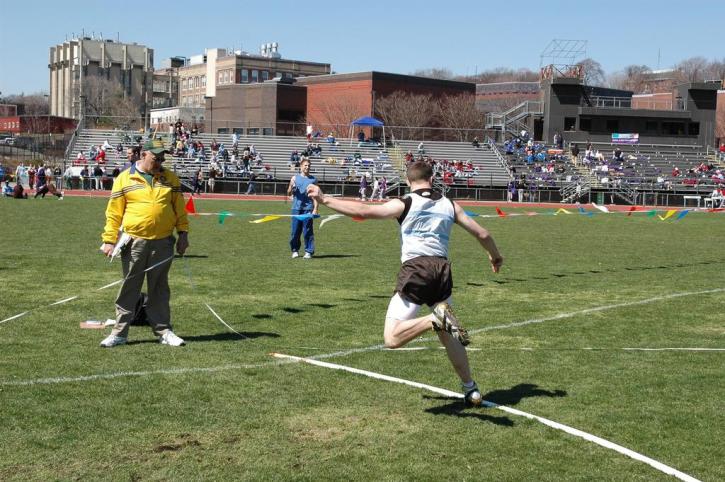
[99,138,189,348]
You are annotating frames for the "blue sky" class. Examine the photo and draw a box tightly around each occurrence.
[1,0,722,96]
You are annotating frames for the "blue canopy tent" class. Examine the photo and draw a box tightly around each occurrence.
[349,116,385,147]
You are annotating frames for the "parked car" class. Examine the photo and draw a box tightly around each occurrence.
[2,137,15,146]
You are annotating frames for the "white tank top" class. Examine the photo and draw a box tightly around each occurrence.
[398,189,455,263]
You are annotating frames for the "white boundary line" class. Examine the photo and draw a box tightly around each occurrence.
[394,346,724,353]
[205,303,247,339]
[3,287,725,385]
[271,352,701,482]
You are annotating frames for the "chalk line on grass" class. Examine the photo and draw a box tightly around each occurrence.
[3,287,724,386]
[205,303,247,339]
[271,352,701,482]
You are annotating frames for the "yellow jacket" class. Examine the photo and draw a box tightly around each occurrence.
[102,164,189,243]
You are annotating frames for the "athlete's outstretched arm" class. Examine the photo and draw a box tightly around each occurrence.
[307,184,404,219]
[453,202,503,273]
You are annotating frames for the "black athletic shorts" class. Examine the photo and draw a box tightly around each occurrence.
[395,256,452,307]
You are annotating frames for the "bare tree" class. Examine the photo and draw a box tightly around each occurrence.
[577,58,606,86]
[83,76,140,128]
[375,91,439,140]
[705,59,725,82]
[437,93,484,141]
[465,67,539,84]
[608,65,651,92]
[675,57,709,83]
[410,68,455,80]
[314,97,367,135]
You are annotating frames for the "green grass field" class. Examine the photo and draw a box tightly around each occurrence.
[0,196,723,481]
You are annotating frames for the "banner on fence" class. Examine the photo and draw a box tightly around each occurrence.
[611,133,639,144]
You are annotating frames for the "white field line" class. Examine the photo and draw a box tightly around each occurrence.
[391,347,723,353]
[271,353,701,482]
[205,303,247,339]
[50,296,79,306]
[3,287,724,386]
[0,360,298,386]
[0,255,177,326]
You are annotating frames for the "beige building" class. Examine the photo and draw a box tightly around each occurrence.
[176,44,331,109]
[49,37,153,121]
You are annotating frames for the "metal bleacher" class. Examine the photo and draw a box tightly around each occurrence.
[66,129,512,190]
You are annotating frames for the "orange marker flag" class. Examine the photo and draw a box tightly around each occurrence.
[495,207,507,217]
[627,206,638,216]
[185,196,197,215]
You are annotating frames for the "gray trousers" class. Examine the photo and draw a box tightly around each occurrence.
[112,236,175,338]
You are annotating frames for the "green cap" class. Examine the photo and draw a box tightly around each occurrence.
[142,138,168,155]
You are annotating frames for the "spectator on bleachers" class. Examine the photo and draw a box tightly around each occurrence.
[192,168,203,196]
[378,176,387,200]
[672,166,680,177]
[711,187,724,207]
[357,130,365,142]
[102,140,113,152]
[208,167,217,193]
[327,132,336,145]
[289,150,300,170]
[371,177,381,200]
[359,174,368,200]
[472,137,480,148]
[570,143,580,165]
[76,152,87,165]
[95,148,106,164]
[417,142,425,154]
[88,145,98,160]
[116,143,123,156]
[613,148,624,162]
[246,172,257,195]
[93,164,104,190]
[211,139,219,154]
[232,132,239,149]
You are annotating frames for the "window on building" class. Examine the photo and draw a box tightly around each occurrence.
[241,69,249,83]
[202,75,206,87]
[247,128,260,135]
[217,128,230,134]
[645,121,658,133]
[251,70,259,82]
[218,71,223,84]
[606,120,619,133]
[232,128,244,134]
[662,122,685,135]
[262,128,274,136]
[275,72,282,79]
[564,117,576,131]
[262,71,269,81]
[579,118,592,131]
[688,122,700,136]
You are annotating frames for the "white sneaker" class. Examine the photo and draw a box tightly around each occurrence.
[160,331,185,346]
[100,334,127,348]
[303,252,312,259]
[291,251,299,258]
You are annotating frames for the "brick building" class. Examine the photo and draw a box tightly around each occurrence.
[297,71,476,132]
